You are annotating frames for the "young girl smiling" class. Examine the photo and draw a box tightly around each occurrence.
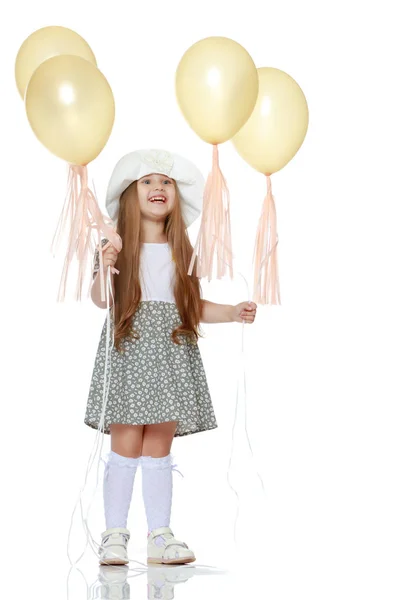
[84,149,257,565]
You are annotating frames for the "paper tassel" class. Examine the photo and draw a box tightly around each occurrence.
[188,144,234,281]
[252,175,281,305]
[51,164,122,302]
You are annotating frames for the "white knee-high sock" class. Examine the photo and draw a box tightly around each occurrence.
[141,454,173,536]
[103,450,140,530]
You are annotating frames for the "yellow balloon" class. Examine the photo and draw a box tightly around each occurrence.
[176,37,259,144]
[15,26,97,100]
[232,67,309,174]
[25,55,115,165]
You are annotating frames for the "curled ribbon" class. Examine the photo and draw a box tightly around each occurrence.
[51,164,122,302]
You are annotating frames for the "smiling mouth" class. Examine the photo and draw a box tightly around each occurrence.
[149,196,167,204]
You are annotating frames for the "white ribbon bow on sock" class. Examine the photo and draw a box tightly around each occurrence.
[171,463,184,478]
[101,457,184,480]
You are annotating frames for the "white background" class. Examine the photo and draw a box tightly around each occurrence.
[1,0,400,598]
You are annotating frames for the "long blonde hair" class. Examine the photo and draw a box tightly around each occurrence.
[111,180,203,352]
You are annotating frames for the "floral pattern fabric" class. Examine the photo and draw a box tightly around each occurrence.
[84,300,218,437]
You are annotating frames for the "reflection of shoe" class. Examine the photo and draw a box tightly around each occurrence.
[148,564,196,583]
[98,527,130,565]
[147,526,196,565]
[94,565,130,600]
[147,565,195,599]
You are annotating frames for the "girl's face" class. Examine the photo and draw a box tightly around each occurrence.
[137,173,176,220]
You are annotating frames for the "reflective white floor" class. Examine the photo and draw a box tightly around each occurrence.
[64,511,263,599]
[68,562,231,600]
[51,506,400,600]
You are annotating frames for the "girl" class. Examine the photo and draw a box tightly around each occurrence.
[84,149,257,566]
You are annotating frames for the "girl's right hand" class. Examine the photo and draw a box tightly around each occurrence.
[101,241,119,272]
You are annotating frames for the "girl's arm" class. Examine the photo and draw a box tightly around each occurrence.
[200,299,234,323]
[90,239,117,309]
[91,270,115,309]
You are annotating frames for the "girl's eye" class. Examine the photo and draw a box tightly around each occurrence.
[141,179,171,184]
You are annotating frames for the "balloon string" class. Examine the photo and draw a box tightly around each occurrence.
[66,267,156,597]
[66,265,150,600]
[66,278,153,600]
[198,233,269,544]
[226,267,267,545]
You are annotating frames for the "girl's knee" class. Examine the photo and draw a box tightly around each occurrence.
[110,423,144,458]
[141,421,177,457]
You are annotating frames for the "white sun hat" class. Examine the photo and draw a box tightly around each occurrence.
[105,149,205,228]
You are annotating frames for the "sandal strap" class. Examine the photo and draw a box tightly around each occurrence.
[101,527,130,538]
[148,526,173,541]
[164,539,188,549]
[148,526,189,550]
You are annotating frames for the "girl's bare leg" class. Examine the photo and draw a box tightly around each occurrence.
[141,421,178,456]
[110,423,145,457]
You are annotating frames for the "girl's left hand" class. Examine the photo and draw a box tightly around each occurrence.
[232,301,257,324]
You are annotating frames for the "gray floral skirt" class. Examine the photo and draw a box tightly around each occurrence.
[84,301,218,437]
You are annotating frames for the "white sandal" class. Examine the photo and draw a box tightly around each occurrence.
[98,527,130,565]
[147,526,196,565]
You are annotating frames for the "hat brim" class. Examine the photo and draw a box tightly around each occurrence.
[105,149,204,228]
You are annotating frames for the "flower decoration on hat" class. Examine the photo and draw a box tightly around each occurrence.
[140,150,174,176]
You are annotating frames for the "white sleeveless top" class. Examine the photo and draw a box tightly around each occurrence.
[140,242,176,303]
